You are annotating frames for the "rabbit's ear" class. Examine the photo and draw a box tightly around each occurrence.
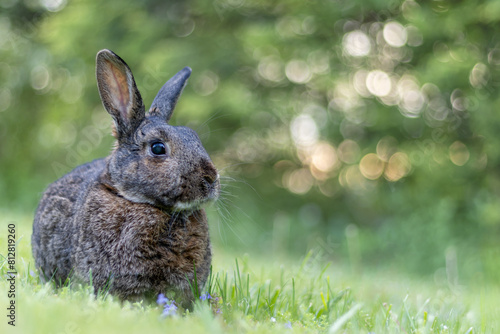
[96,49,145,140]
[149,67,191,122]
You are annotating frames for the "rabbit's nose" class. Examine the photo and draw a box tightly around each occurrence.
[200,159,218,185]
[203,171,218,185]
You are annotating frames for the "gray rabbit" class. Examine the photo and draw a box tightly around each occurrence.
[32,49,220,304]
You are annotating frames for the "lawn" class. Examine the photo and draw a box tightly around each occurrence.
[1,210,499,334]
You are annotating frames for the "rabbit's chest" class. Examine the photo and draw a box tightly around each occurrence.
[139,213,209,263]
[119,211,210,287]
[76,186,210,282]
[86,204,208,261]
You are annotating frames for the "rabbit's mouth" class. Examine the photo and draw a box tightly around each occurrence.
[172,196,217,212]
[170,180,220,212]
[173,200,203,211]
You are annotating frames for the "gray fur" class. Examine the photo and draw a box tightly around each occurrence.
[32,49,220,305]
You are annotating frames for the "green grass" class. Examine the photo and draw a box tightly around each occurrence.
[1,211,499,333]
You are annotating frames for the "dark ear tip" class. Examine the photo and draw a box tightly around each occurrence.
[180,66,192,79]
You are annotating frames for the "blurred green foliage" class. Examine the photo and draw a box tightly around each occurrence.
[1,0,499,281]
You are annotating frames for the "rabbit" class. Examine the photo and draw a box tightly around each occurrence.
[32,49,220,305]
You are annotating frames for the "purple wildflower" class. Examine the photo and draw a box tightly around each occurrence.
[199,293,212,301]
[157,293,169,305]
[285,321,292,329]
[157,293,177,317]
[161,302,178,317]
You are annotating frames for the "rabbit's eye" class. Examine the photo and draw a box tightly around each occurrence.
[150,142,167,155]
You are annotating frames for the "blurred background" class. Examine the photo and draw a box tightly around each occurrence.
[0,0,499,283]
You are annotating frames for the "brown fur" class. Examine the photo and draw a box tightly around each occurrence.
[32,50,219,305]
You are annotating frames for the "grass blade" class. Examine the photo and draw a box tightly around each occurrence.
[329,303,363,334]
